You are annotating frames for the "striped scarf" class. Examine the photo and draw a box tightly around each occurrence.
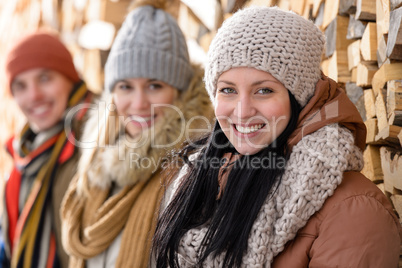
[4,81,91,268]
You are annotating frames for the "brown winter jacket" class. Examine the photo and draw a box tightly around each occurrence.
[272,171,401,267]
[272,74,401,267]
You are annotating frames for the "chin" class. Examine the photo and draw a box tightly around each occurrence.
[233,145,263,156]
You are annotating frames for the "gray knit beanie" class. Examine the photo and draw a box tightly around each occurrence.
[204,6,325,107]
[105,5,193,92]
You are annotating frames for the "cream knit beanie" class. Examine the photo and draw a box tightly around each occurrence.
[105,5,193,92]
[204,6,325,107]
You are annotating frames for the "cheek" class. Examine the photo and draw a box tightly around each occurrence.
[113,95,128,116]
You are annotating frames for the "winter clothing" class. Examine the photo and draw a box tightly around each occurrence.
[204,6,325,107]
[104,5,193,93]
[159,6,401,266]
[2,81,93,268]
[61,64,214,268]
[165,74,401,267]
[5,32,80,88]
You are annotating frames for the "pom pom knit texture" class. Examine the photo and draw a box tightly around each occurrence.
[170,124,363,267]
[204,7,325,107]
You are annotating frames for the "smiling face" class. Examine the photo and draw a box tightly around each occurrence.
[112,78,178,137]
[11,68,74,133]
[215,67,291,155]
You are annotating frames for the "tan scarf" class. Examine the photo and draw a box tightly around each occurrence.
[61,171,162,268]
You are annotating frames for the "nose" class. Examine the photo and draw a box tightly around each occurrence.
[28,82,44,101]
[130,88,150,111]
[234,94,257,119]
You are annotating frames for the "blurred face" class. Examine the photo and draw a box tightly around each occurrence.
[11,68,74,133]
[113,78,178,137]
[215,67,291,155]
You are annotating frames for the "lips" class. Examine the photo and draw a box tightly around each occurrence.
[234,123,265,134]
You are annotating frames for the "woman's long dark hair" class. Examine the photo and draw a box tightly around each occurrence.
[152,91,301,268]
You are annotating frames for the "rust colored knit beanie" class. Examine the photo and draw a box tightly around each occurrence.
[5,31,80,87]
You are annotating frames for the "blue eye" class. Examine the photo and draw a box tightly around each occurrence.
[219,88,236,94]
[257,88,273,94]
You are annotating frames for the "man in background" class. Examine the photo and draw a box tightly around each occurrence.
[1,31,93,268]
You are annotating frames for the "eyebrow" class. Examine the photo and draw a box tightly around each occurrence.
[217,79,281,86]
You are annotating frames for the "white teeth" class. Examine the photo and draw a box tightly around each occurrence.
[235,124,264,134]
[32,104,50,115]
[130,116,152,122]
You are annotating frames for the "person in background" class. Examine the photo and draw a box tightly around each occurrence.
[1,31,94,268]
[152,6,401,268]
[60,1,213,268]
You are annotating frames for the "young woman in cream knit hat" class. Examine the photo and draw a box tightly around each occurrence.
[59,1,213,268]
[152,6,401,268]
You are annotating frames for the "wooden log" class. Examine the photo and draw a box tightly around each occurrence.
[372,62,402,96]
[365,117,379,143]
[364,88,377,119]
[387,80,402,114]
[380,146,402,193]
[386,7,402,60]
[314,1,325,27]
[322,0,340,29]
[360,22,377,61]
[339,0,357,15]
[327,51,352,83]
[178,3,203,40]
[346,82,364,103]
[377,34,391,67]
[387,80,402,126]
[86,0,131,28]
[390,0,402,10]
[82,49,104,94]
[389,111,402,125]
[398,128,402,145]
[356,0,377,21]
[324,16,354,82]
[41,0,59,30]
[356,61,378,87]
[312,0,324,17]
[333,15,355,55]
[361,144,384,183]
[376,88,389,131]
[390,194,402,224]
[302,0,314,19]
[348,39,361,70]
[61,0,79,32]
[351,66,358,82]
[182,0,223,31]
[347,14,367,39]
[290,0,306,15]
[199,30,216,53]
[345,82,366,120]
[376,0,390,47]
[375,124,402,144]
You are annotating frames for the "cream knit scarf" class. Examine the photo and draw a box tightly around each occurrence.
[172,123,364,267]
